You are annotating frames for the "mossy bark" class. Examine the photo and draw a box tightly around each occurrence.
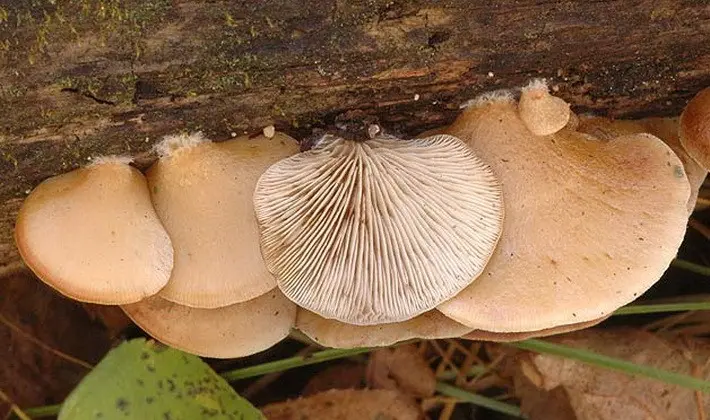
[1,0,710,268]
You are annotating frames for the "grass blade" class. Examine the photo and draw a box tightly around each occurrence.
[435,382,524,418]
[671,259,710,277]
[220,347,372,382]
[20,404,62,418]
[614,302,710,315]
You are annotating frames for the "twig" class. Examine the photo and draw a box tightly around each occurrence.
[0,389,31,420]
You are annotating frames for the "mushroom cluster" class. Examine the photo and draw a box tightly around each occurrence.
[14,82,709,357]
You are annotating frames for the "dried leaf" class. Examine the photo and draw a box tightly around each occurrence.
[366,344,436,398]
[261,389,424,420]
[302,363,366,396]
[514,328,710,420]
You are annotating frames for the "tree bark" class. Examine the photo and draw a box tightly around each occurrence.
[1,0,709,269]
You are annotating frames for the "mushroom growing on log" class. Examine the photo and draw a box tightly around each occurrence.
[11,80,705,354]
[146,132,299,308]
[14,158,174,304]
[254,131,504,325]
[437,82,691,333]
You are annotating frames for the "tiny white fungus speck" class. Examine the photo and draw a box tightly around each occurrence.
[263,125,276,138]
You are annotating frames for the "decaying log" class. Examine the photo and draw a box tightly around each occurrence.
[1,0,709,269]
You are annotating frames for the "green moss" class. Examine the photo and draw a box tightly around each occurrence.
[0,84,28,100]
[1,151,18,169]
[0,0,172,66]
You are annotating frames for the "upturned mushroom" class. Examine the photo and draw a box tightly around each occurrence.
[436,81,690,333]
[15,158,173,304]
[254,131,504,325]
[122,289,297,358]
[147,132,299,308]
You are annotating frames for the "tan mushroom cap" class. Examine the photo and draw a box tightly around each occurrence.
[577,115,707,213]
[462,316,608,342]
[518,80,571,136]
[147,132,299,308]
[296,309,473,348]
[437,92,690,332]
[15,160,173,304]
[680,87,710,170]
[255,134,503,325]
[122,289,296,358]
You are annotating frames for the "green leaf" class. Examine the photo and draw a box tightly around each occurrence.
[58,339,264,420]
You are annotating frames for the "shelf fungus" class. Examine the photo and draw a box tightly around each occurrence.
[254,131,504,325]
[147,132,299,308]
[13,80,707,355]
[436,81,691,334]
[14,157,174,304]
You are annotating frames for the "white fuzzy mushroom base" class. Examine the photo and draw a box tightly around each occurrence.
[254,134,503,325]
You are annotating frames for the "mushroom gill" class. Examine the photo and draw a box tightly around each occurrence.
[254,133,503,325]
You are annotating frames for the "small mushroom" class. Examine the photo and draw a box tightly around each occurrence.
[296,309,472,348]
[679,87,710,170]
[254,133,503,325]
[518,79,571,136]
[15,158,173,304]
[437,87,690,333]
[148,132,299,308]
[577,115,707,213]
[122,290,296,358]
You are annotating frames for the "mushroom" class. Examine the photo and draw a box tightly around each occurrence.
[147,132,299,308]
[254,132,504,325]
[14,158,173,304]
[296,308,473,348]
[518,79,571,136]
[576,115,707,213]
[679,87,710,170]
[122,289,296,358]
[436,85,690,333]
